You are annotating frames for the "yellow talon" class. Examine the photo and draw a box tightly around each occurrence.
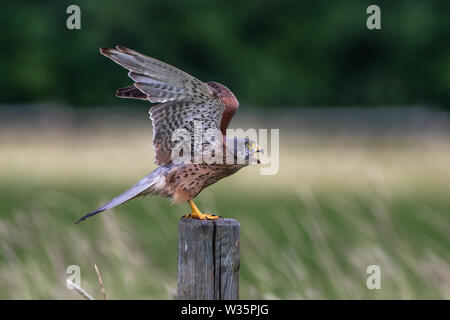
[184,200,222,220]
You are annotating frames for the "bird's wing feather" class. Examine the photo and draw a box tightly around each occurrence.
[116,84,147,100]
[100,46,214,103]
[149,99,223,165]
[100,46,225,165]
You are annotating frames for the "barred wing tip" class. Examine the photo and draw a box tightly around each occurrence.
[99,46,236,166]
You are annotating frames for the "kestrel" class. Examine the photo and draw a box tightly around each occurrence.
[76,46,262,223]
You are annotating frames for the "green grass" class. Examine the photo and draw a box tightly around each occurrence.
[0,179,448,299]
[0,123,449,299]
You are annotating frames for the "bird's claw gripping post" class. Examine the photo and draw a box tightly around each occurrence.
[183,200,222,220]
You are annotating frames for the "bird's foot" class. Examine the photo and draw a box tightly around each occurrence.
[183,199,223,220]
[183,212,222,220]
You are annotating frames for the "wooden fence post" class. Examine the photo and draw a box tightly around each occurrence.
[177,218,240,300]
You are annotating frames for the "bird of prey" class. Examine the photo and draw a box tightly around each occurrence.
[75,46,262,223]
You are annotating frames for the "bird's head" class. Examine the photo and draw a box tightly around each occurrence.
[224,136,263,165]
[244,138,264,164]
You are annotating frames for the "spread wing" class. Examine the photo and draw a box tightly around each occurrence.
[100,46,225,165]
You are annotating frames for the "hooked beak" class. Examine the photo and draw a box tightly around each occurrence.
[255,145,263,164]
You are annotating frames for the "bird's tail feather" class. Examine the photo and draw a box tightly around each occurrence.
[75,167,168,224]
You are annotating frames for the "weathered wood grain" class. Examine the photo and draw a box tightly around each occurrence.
[177,218,240,300]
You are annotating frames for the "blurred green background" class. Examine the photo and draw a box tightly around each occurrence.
[0,1,449,299]
[1,0,450,107]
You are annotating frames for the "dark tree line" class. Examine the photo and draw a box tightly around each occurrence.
[1,0,449,108]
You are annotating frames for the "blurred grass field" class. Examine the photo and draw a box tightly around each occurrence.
[0,108,449,299]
